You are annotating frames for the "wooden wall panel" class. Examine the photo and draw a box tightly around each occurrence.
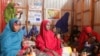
[94,0,100,33]
[83,12,90,25]
[44,0,71,9]
[94,1,100,24]
[94,26,100,33]
[77,14,82,19]
[84,0,90,10]
[77,0,82,13]
[74,0,94,31]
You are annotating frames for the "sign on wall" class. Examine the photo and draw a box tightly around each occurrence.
[28,11,42,24]
[46,9,61,19]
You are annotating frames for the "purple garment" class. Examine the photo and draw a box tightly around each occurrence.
[55,12,69,33]
[29,25,38,37]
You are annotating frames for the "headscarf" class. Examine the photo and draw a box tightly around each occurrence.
[56,12,69,33]
[36,20,62,56]
[0,18,25,56]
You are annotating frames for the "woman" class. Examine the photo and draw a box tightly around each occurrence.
[29,25,38,36]
[78,26,100,51]
[36,20,62,56]
[0,18,25,56]
[28,25,38,40]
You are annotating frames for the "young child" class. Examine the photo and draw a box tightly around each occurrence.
[80,52,88,56]
[71,47,78,56]
[25,46,36,56]
[17,40,29,56]
[52,26,63,45]
[62,43,72,56]
[62,33,70,44]
[71,37,79,49]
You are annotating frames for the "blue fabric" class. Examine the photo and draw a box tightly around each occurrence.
[55,12,69,33]
[0,18,25,56]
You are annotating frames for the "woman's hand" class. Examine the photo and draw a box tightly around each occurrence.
[44,48,60,56]
[44,48,50,52]
[51,51,59,56]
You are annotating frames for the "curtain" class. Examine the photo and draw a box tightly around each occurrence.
[0,0,9,33]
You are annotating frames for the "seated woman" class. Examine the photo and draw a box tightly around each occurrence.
[0,18,26,56]
[78,26,100,52]
[29,25,38,40]
[36,20,62,56]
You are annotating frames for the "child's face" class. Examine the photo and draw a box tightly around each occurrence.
[74,37,78,41]
[53,27,56,33]
[57,34,61,39]
[81,52,87,56]
[73,48,77,52]
[22,41,28,48]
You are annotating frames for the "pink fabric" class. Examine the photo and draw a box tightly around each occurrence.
[36,20,62,56]
[1,0,7,32]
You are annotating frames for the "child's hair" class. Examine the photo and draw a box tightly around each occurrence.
[52,26,61,34]
[72,47,77,52]
[56,27,61,34]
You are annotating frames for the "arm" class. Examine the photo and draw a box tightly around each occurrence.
[36,36,45,51]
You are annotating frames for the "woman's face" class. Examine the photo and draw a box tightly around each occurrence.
[13,23,21,32]
[46,22,51,30]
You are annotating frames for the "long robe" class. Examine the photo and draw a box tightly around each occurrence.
[36,20,62,56]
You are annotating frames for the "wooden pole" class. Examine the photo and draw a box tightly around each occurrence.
[74,0,77,25]
[90,0,94,29]
[81,0,84,28]
[71,0,74,33]
[42,0,44,20]
[26,0,29,34]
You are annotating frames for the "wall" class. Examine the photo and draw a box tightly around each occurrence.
[74,0,94,31]
[94,0,100,33]
[44,0,72,32]
[12,0,73,33]
[74,0,100,33]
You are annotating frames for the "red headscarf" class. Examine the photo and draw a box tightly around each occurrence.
[78,26,100,51]
[36,20,62,56]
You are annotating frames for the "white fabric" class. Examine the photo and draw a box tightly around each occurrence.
[62,47,72,56]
